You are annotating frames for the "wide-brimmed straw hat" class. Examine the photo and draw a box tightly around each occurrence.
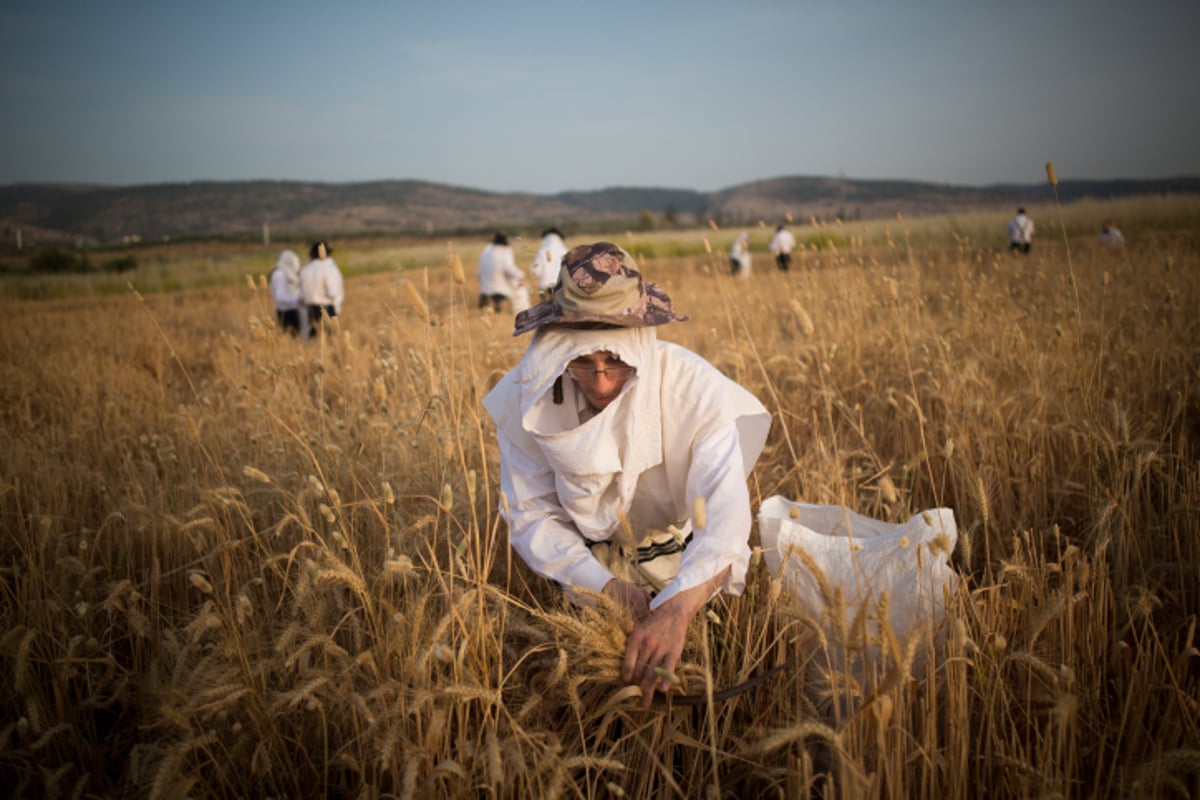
[512,241,687,336]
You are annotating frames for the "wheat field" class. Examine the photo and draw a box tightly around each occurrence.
[1,197,1198,798]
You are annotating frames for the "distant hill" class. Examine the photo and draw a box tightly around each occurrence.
[1,175,1197,246]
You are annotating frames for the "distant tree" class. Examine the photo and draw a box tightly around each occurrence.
[104,255,138,273]
[636,209,656,232]
[29,246,87,273]
[662,206,679,228]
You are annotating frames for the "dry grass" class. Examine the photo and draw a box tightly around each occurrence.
[1,197,1198,798]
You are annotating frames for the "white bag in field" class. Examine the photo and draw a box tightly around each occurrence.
[757,496,958,647]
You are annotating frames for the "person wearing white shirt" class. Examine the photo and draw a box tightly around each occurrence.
[1007,208,1035,254]
[729,232,752,277]
[269,249,305,336]
[299,240,345,338]
[477,232,526,312]
[1099,219,1125,247]
[529,227,568,303]
[768,224,797,272]
[483,242,770,708]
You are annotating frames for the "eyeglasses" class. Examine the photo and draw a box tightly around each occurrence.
[566,364,636,381]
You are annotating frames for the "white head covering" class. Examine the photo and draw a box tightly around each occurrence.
[275,249,301,292]
[512,325,662,541]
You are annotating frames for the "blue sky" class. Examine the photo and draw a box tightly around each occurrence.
[2,0,1197,193]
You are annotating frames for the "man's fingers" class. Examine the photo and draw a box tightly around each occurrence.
[639,663,659,708]
[621,630,644,684]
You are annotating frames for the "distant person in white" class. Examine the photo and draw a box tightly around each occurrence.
[768,224,796,272]
[477,232,526,313]
[729,232,752,277]
[1007,208,1034,254]
[269,249,305,336]
[1098,219,1126,247]
[529,227,568,303]
[299,240,345,338]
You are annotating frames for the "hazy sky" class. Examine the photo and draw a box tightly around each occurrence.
[2,0,1198,193]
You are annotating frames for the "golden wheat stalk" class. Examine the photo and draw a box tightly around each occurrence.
[242,465,271,484]
[449,253,466,285]
[789,300,815,335]
[403,280,430,323]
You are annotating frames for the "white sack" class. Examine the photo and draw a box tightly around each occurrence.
[758,496,958,647]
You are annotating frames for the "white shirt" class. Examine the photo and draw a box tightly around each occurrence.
[529,233,568,291]
[1008,213,1034,244]
[730,235,752,276]
[483,326,771,609]
[477,243,525,296]
[769,229,796,255]
[299,257,345,314]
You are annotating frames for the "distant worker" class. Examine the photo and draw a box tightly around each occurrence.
[269,249,305,336]
[1007,208,1034,254]
[299,240,345,338]
[530,227,568,303]
[477,232,526,313]
[768,224,796,272]
[1098,219,1126,247]
[729,232,752,277]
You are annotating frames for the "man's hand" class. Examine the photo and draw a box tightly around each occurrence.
[622,601,691,708]
[602,579,651,623]
[621,566,730,709]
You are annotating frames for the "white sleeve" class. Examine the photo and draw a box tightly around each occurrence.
[503,252,525,284]
[298,269,311,303]
[269,270,293,306]
[650,422,752,610]
[497,429,615,592]
[326,264,345,313]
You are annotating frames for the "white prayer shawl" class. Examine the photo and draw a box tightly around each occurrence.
[530,233,568,290]
[730,234,752,276]
[769,229,796,255]
[270,250,302,311]
[1008,213,1034,244]
[483,326,771,608]
[299,257,345,314]
[477,244,525,297]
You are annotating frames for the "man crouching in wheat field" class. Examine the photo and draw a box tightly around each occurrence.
[483,242,770,708]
